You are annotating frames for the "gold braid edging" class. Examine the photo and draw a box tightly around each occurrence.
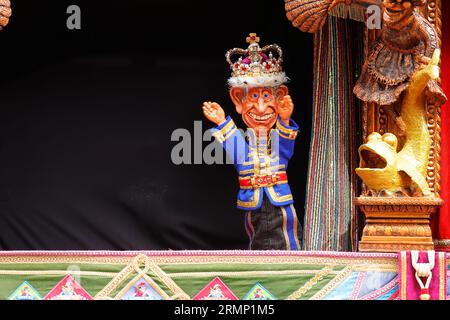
[167,269,341,279]
[0,254,397,267]
[0,270,115,277]
[149,263,190,300]
[95,254,189,300]
[435,0,442,195]
[150,256,397,266]
[352,265,397,272]
[423,0,442,195]
[286,266,334,300]
[95,264,134,298]
[309,266,353,300]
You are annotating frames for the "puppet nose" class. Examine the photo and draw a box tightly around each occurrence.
[257,99,266,113]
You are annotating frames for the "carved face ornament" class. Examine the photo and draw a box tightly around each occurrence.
[356,132,404,195]
[383,0,414,27]
[356,130,432,196]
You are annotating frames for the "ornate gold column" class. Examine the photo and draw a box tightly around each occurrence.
[357,198,442,252]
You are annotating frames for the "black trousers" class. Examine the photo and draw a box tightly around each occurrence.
[244,197,303,250]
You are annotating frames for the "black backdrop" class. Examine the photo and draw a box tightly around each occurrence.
[0,0,314,250]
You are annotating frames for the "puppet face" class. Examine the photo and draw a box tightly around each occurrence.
[383,0,414,25]
[230,86,288,135]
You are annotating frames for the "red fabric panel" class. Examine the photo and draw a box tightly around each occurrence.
[436,1,450,240]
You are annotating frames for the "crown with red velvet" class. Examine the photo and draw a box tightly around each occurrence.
[225,33,288,88]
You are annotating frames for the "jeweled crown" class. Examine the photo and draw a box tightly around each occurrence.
[225,33,288,88]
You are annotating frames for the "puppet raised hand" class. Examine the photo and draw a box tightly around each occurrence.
[278,95,294,125]
[0,0,11,30]
[202,102,226,126]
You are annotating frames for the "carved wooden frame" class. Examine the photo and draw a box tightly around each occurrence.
[356,0,444,252]
[362,0,443,197]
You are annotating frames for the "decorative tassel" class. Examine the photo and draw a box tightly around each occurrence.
[329,4,366,23]
[420,288,431,300]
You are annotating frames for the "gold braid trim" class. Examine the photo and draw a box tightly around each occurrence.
[276,120,296,135]
[0,254,397,268]
[212,119,237,143]
[352,265,397,272]
[286,266,334,300]
[0,270,115,277]
[170,293,189,300]
[219,119,236,135]
[95,254,189,300]
[310,266,353,300]
[224,127,238,141]
[239,169,255,175]
[278,130,297,140]
[168,269,341,279]
[237,188,261,208]
[267,187,293,203]
[149,262,190,300]
[0,256,131,265]
[95,264,134,298]
[152,256,397,266]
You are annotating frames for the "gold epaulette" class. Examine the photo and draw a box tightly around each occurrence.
[276,120,298,140]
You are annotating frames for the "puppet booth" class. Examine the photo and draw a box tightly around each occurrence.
[0,0,449,301]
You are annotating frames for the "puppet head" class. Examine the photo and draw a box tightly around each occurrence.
[382,0,425,27]
[226,34,289,134]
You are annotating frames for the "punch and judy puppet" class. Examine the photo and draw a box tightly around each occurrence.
[202,34,302,250]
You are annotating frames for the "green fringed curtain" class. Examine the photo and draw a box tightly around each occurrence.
[302,16,364,251]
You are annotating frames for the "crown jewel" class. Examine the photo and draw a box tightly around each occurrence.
[225,33,288,88]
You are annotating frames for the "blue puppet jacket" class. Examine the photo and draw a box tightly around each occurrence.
[212,116,299,211]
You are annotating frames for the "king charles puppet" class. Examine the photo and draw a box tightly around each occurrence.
[202,34,302,250]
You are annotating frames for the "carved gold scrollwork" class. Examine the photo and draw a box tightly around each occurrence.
[378,106,387,136]
[426,104,440,194]
[420,0,442,196]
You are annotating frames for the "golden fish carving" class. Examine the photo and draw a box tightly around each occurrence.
[356,50,443,197]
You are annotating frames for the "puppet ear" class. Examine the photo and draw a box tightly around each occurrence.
[230,87,246,114]
[276,85,289,102]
